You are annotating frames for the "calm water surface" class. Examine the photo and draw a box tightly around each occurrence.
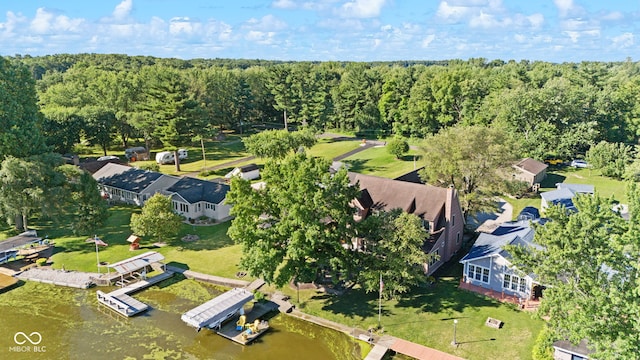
[0,279,363,360]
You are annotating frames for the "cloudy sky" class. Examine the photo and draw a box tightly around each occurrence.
[0,0,637,62]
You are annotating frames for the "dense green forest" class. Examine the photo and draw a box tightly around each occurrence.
[10,54,640,160]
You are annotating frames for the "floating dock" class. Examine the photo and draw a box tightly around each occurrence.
[97,271,174,317]
[215,301,278,345]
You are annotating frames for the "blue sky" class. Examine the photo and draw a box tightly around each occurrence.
[0,0,637,62]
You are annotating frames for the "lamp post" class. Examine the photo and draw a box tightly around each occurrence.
[451,319,458,346]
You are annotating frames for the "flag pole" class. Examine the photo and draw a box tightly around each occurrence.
[94,235,100,274]
[378,272,382,329]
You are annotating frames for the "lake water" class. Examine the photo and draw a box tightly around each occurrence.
[0,279,364,360]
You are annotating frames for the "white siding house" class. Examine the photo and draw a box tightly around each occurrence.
[165,177,232,221]
[92,163,179,206]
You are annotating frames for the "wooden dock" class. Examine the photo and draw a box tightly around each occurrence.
[215,301,278,345]
[97,271,174,317]
[16,268,98,289]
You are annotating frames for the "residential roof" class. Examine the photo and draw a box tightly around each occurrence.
[557,183,594,194]
[166,177,230,204]
[80,158,126,174]
[239,163,259,172]
[552,340,593,357]
[513,158,548,175]
[107,251,165,274]
[540,187,577,203]
[460,221,535,262]
[0,230,42,253]
[348,172,447,222]
[93,163,164,193]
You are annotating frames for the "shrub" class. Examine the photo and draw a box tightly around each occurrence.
[136,162,160,172]
[35,258,47,266]
[254,291,266,302]
[386,137,409,159]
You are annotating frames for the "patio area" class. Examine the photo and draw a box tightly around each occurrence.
[458,280,540,311]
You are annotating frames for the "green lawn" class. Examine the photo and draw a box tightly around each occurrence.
[341,146,421,179]
[307,139,363,161]
[25,206,247,279]
[506,166,627,220]
[274,262,542,360]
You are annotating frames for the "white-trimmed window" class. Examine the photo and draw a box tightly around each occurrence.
[468,264,490,283]
[429,249,440,266]
[503,274,527,292]
[179,203,189,212]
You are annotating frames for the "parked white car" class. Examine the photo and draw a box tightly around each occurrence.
[570,159,589,168]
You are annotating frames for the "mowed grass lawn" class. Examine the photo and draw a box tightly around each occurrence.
[273,262,543,360]
[29,206,246,279]
[307,138,363,160]
[342,146,421,179]
[507,166,628,220]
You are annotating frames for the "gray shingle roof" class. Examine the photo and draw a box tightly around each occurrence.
[166,177,230,204]
[94,163,163,193]
[460,221,535,262]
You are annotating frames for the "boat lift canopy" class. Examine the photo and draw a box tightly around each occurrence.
[181,288,254,329]
[107,251,164,274]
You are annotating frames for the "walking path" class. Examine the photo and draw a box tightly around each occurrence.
[16,267,99,289]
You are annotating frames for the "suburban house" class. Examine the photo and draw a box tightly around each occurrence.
[540,183,595,211]
[348,172,465,275]
[93,163,180,206]
[513,158,548,187]
[553,340,593,360]
[164,177,232,221]
[225,164,260,181]
[459,219,545,301]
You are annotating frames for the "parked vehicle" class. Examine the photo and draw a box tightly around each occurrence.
[97,155,119,161]
[125,147,149,161]
[178,148,188,160]
[570,159,589,168]
[155,151,175,165]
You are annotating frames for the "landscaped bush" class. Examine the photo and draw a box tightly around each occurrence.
[254,291,265,302]
[35,258,47,266]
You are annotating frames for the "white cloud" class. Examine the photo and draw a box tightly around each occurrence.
[245,30,276,44]
[244,15,287,31]
[272,0,297,9]
[611,32,634,48]
[30,8,84,34]
[554,0,573,17]
[1,11,27,35]
[113,0,133,21]
[527,13,544,28]
[340,0,387,19]
[436,1,475,21]
[170,17,201,35]
[602,11,623,21]
[422,34,435,47]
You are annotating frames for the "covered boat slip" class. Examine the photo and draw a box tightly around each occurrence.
[96,251,174,317]
[181,288,255,330]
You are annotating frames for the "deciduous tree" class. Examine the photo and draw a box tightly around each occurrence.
[242,129,316,159]
[226,152,359,287]
[508,191,639,360]
[130,194,182,242]
[420,125,517,219]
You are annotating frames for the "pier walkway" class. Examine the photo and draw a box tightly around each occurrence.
[97,270,174,317]
[16,267,99,289]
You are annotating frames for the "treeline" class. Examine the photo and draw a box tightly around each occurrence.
[11,54,640,160]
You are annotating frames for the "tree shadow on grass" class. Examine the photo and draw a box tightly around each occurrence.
[310,287,389,319]
[343,159,384,175]
[540,173,567,188]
